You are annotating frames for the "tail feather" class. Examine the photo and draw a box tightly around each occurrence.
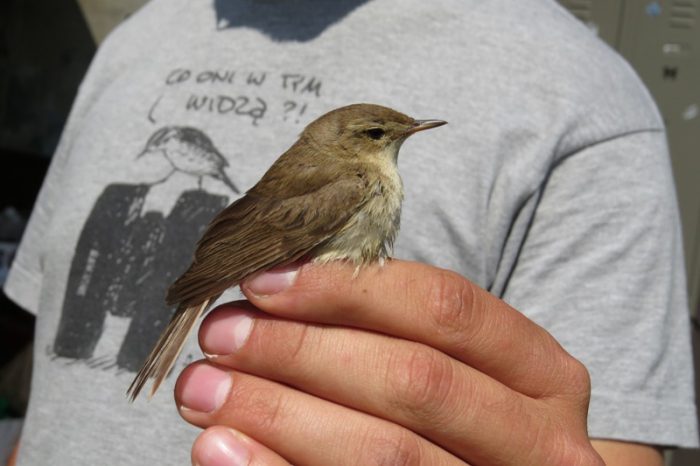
[127,299,211,401]
[218,171,239,194]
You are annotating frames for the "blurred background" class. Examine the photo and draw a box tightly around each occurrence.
[0,0,698,464]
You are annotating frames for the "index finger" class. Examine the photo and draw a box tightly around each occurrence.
[241,260,588,401]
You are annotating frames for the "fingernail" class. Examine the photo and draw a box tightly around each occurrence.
[180,364,232,413]
[203,311,254,356]
[194,429,250,466]
[244,263,299,297]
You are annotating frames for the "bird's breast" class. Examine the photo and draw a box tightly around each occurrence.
[313,166,403,265]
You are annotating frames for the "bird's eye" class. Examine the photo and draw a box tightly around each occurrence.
[365,128,385,140]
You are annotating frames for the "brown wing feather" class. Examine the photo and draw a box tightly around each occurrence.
[167,171,372,307]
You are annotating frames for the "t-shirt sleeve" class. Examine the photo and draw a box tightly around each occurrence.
[502,129,699,447]
[3,0,169,315]
[3,127,74,315]
[2,37,118,315]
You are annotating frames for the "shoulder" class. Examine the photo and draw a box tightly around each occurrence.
[429,0,664,158]
[471,0,662,132]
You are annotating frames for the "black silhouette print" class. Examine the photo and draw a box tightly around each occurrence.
[214,0,370,42]
[52,127,236,372]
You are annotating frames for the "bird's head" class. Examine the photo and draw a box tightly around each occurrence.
[300,103,446,164]
[137,127,180,158]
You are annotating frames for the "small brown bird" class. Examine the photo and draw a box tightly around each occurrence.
[127,103,446,400]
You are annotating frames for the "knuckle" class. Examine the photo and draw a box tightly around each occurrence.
[549,435,605,466]
[230,383,287,435]
[525,414,603,466]
[356,427,424,466]
[385,345,456,424]
[259,320,313,371]
[557,354,592,401]
[568,358,592,395]
[520,422,605,466]
[499,397,601,466]
[425,270,480,339]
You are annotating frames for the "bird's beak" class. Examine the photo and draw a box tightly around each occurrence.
[405,119,447,136]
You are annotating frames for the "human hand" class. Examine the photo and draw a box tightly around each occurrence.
[175,260,604,465]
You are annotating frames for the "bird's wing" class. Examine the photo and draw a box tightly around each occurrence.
[166,170,372,306]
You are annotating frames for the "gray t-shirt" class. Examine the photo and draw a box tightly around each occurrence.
[5,0,698,464]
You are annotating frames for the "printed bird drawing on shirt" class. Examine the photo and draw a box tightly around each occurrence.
[138,126,239,193]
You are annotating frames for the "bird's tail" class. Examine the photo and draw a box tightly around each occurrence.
[218,172,240,194]
[127,299,211,401]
